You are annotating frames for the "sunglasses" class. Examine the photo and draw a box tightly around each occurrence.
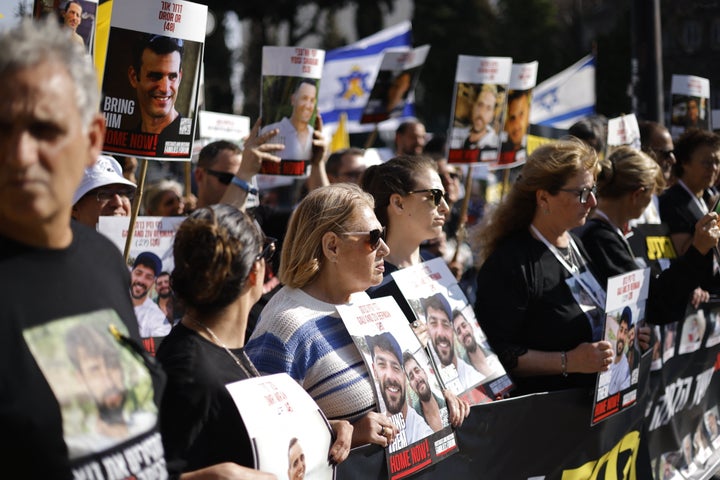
[407,188,446,206]
[558,184,597,204]
[95,188,135,203]
[340,227,386,250]
[256,237,277,263]
[205,169,235,185]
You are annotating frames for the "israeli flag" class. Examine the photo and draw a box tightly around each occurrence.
[530,55,595,129]
[318,21,412,133]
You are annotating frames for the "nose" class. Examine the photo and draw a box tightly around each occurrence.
[438,195,450,213]
[8,129,38,169]
[586,190,598,208]
[377,238,390,257]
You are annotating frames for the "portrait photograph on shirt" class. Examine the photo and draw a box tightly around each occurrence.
[22,310,158,460]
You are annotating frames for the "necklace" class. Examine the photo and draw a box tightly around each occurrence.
[556,245,573,265]
[189,317,259,377]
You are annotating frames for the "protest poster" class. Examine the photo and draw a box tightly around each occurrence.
[259,46,326,176]
[390,257,513,404]
[592,268,650,425]
[336,295,458,480]
[359,45,430,124]
[645,298,720,479]
[497,61,538,169]
[670,74,710,140]
[198,110,250,143]
[98,216,184,349]
[225,373,335,480]
[100,0,206,160]
[625,222,678,371]
[447,55,512,165]
[33,0,98,53]
[606,113,641,151]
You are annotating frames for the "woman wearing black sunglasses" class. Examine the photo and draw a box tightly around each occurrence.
[156,204,352,477]
[245,184,412,449]
[361,156,450,316]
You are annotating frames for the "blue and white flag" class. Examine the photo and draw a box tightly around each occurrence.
[530,55,595,129]
[318,21,412,133]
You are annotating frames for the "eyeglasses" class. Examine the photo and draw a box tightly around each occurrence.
[256,237,277,263]
[558,184,597,204]
[205,169,235,185]
[340,227,386,251]
[95,188,135,203]
[407,188,446,207]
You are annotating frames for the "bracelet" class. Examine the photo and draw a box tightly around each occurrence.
[231,177,258,196]
[560,351,568,377]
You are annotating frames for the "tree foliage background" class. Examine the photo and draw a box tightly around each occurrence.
[196,0,631,134]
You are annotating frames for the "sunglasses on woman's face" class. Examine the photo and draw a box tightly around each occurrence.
[255,237,277,262]
[407,188,446,207]
[340,227,386,250]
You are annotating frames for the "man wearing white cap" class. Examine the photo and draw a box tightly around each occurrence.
[71,155,136,228]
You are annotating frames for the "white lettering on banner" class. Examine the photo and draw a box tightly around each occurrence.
[648,376,694,431]
[692,367,714,407]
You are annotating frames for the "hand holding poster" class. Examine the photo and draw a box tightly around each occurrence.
[592,267,650,425]
[498,61,538,168]
[260,46,325,176]
[447,55,512,165]
[359,45,430,124]
[226,373,335,479]
[100,0,206,159]
[390,257,513,403]
[336,296,458,480]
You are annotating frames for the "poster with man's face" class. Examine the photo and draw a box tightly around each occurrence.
[33,0,98,53]
[359,45,429,124]
[669,74,710,140]
[447,55,512,165]
[99,0,206,160]
[259,46,325,176]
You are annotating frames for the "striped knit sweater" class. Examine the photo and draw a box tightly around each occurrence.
[245,287,377,421]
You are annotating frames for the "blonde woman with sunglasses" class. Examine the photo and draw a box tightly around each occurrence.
[246,184,405,448]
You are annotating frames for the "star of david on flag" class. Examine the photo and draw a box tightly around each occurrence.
[530,55,595,129]
[318,21,412,134]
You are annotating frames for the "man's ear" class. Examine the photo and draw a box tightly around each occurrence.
[128,66,138,89]
[194,167,204,184]
[86,113,106,168]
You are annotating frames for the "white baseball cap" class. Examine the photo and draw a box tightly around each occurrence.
[72,155,136,205]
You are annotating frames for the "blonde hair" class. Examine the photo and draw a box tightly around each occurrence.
[280,184,375,288]
[598,146,665,198]
[473,139,599,266]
